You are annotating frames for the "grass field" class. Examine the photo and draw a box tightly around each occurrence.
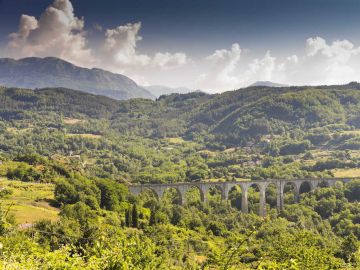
[63,117,84,125]
[0,178,59,224]
[332,168,360,178]
[340,130,360,136]
[66,133,102,139]
[166,137,185,144]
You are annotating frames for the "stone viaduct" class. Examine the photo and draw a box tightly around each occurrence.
[128,178,351,217]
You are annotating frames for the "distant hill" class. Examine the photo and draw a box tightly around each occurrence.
[144,85,197,97]
[249,81,288,87]
[0,57,154,100]
[2,82,360,147]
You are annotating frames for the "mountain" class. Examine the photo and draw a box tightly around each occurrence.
[0,57,154,100]
[144,85,197,97]
[249,81,288,87]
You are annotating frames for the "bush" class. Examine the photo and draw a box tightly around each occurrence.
[280,140,311,155]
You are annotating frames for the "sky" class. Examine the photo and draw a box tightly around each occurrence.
[1,0,360,92]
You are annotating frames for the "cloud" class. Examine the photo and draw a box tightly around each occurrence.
[194,36,360,91]
[245,51,276,83]
[280,37,360,85]
[102,22,189,73]
[8,0,93,67]
[8,15,38,48]
[152,52,188,70]
[196,43,242,91]
[306,37,360,62]
[195,45,278,91]
[103,22,150,67]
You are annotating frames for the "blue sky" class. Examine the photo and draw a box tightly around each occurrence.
[1,0,360,91]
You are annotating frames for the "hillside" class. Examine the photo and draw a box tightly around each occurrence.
[192,84,360,145]
[2,83,360,144]
[1,83,360,183]
[1,84,360,269]
[0,57,154,100]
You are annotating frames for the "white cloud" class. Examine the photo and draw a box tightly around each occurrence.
[152,52,188,70]
[103,22,150,67]
[306,37,360,62]
[196,45,279,91]
[196,43,242,91]
[245,51,276,83]
[8,0,93,67]
[102,22,189,73]
[281,37,360,85]
[8,15,38,48]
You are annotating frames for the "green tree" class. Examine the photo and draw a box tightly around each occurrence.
[345,180,360,202]
[125,209,131,227]
[340,234,358,263]
[132,204,139,228]
[149,208,156,226]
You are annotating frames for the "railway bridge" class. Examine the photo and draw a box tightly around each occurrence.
[128,178,351,217]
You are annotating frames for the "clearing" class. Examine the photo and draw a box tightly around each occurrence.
[66,133,102,139]
[63,117,84,125]
[0,178,59,225]
[332,168,360,178]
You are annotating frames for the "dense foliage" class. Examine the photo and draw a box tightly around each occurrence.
[0,84,360,268]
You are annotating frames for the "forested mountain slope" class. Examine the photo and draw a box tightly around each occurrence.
[2,83,360,144]
[1,83,360,183]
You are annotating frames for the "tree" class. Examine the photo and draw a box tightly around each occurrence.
[149,208,156,226]
[132,204,138,228]
[55,180,79,205]
[125,209,131,227]
[96,180,119,211]
[345,180,360,202]
[0,204,8,236]
[340,234,358,263]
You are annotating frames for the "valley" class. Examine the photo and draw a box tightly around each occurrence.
[0,83,359,268]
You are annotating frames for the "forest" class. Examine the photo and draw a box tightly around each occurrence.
[0,83,360,269]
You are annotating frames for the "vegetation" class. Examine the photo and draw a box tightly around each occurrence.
[0,83,360,268]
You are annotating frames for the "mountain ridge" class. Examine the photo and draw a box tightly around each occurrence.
[0,57,155,100]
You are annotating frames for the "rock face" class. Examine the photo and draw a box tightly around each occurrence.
[0,57,154,100]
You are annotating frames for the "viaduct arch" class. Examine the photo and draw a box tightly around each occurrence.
[128,178,351,217]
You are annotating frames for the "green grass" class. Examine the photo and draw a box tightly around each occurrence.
[0,178,59,224]
[66,133,102,139]
[166,137,185,144]
[63,117,84,125]
[340,130,360,136]
[332,168,360,178]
